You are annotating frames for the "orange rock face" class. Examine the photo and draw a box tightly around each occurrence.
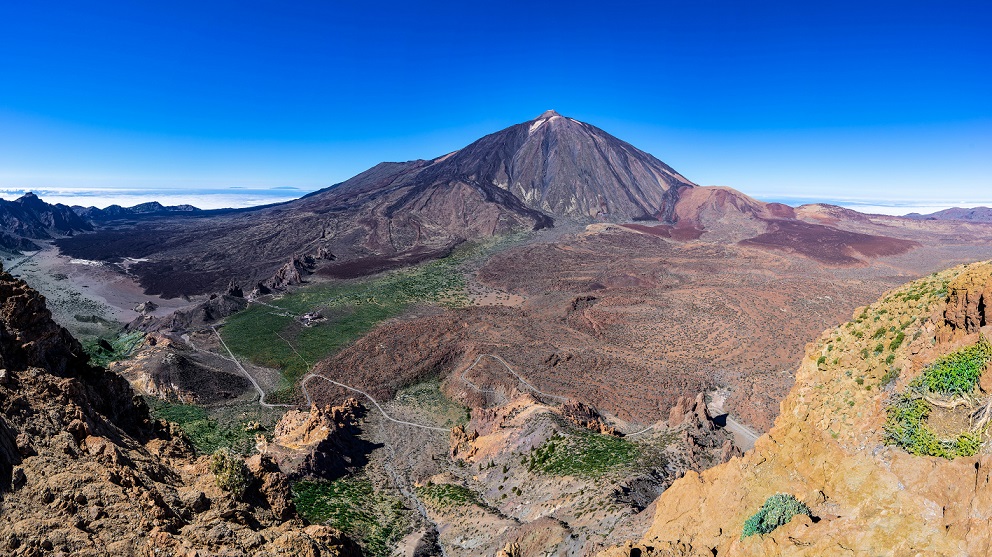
[602,261,992,557]
[940,261,992,341]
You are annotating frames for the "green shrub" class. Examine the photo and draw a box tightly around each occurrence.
[889,332,906,351]
[210,448,249,498]
[292,477,407,557]
[880,367,900,387]
[741,494,812,538]
[83,331,146,367]
[917,338,992,396]
[883,338,992,459]
[883,393,983,459]
[145,398,259,454]
[873,327,887,339]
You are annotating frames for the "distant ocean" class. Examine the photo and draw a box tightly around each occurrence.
[0,186,322,210]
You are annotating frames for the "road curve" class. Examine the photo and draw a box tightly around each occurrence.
[300,373,450,433]
[211,326,292,409]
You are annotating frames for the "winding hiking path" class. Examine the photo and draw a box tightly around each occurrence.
[210,326,292,409]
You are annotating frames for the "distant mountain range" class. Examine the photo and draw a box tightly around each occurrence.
[905,206,992,223]
[73,201,203,220]
[0,194,207,252]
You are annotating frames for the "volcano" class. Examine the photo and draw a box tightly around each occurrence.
[55,111,698,296]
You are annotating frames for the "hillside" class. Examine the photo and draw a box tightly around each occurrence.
[0,267,360,556]
[604,261,992,556]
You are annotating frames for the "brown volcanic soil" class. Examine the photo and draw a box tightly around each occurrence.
[309,217,992,433]
[739,220,920,264]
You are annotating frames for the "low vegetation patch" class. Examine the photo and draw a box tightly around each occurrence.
[884,338,992,459]
[415,482,480,509]
[394,380,471,428]
[526,430,640,477]
[917,339,992,396]
[84,330,145,367]
[741,494,812,538]
[145,398,262,454]
[220,238,523,392]
[292,477,407,557]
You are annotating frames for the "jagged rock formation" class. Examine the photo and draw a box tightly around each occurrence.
[420,391,739,556]
[127,293,248,333]
[560,400,618,435]
[601,261,992,556]
[260,399,371,480]
[0,192,92,251]
[0,269,359,556]
[939,262,992,341]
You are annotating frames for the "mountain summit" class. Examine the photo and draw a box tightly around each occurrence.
[406,110,696,221]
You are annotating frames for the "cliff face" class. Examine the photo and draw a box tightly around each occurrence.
[0,269,359,556]
[604,261,992,556]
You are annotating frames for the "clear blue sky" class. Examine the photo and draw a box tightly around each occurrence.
[1,1,989,208]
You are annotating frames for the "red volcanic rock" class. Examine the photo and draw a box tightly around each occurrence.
[264,256,312,291]
[560,400,618,435]
[939,262,992,342]
[668,393,713,431]
[0,269,360,555]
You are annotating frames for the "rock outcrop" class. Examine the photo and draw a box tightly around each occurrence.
[939,261,992,341]
[126,292,248,333]
[561,400,618,435]
[260,399,370,480]
[601,261,992,556]
[0,269,360,556]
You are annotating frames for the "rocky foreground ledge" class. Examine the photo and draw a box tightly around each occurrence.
[0,268,360,556]
[603,261,992,556]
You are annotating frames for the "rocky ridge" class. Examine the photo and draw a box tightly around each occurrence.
[602,261,992,556]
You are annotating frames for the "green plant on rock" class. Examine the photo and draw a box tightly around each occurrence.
[883,338,992,459]
[917,338,992,397]
[210,448,250,498]
[741,494,812,539]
